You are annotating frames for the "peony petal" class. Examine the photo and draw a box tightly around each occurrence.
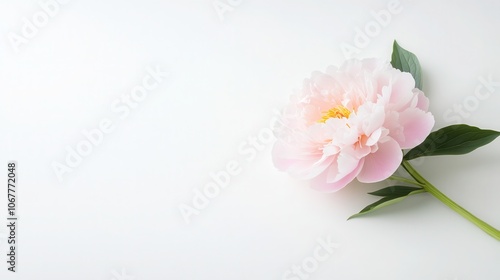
[311,160,364,192]
[327,152,360,183]
[366,128,382,146]
[272,140,336,180]
[414,89,430,111]
[289,155,335,180]
[389,72,415,110]
[357,138,402,183]
[363,104,385,135]
[272,141,317,170]
[398,108,435,149]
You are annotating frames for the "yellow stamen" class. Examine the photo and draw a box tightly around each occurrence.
[319,105,351,123]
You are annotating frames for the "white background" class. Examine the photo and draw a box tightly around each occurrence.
[0,0,499,279]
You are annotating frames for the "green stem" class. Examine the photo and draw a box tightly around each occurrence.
[388,175,425,187]
[402,160,500,241]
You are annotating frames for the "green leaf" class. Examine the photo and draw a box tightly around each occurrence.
[391,40,423,90]
[368,185,422,197]
[404,124,500,160]
[348,189,425,220]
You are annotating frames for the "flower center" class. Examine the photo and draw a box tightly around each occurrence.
[319,105,351,123]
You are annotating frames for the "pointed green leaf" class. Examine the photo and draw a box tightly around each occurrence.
[391,41,423,90]
[348,189,426,220]
[368,185,422,197]
[404,124,500,160]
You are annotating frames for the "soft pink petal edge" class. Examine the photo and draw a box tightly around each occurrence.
[398,108,435,149]
[356,138,402,183]
[311,160,364,192]
[272,140,333,180]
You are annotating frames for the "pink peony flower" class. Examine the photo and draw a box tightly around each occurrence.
[272,58,435,192]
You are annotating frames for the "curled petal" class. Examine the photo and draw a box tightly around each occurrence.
[311,160,364,192]
[415,89,430,111]
[357,138,402,183]
[272,140,334,180]
[398,108,435,149]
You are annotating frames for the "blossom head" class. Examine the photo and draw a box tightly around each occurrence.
[272,58,434,192]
